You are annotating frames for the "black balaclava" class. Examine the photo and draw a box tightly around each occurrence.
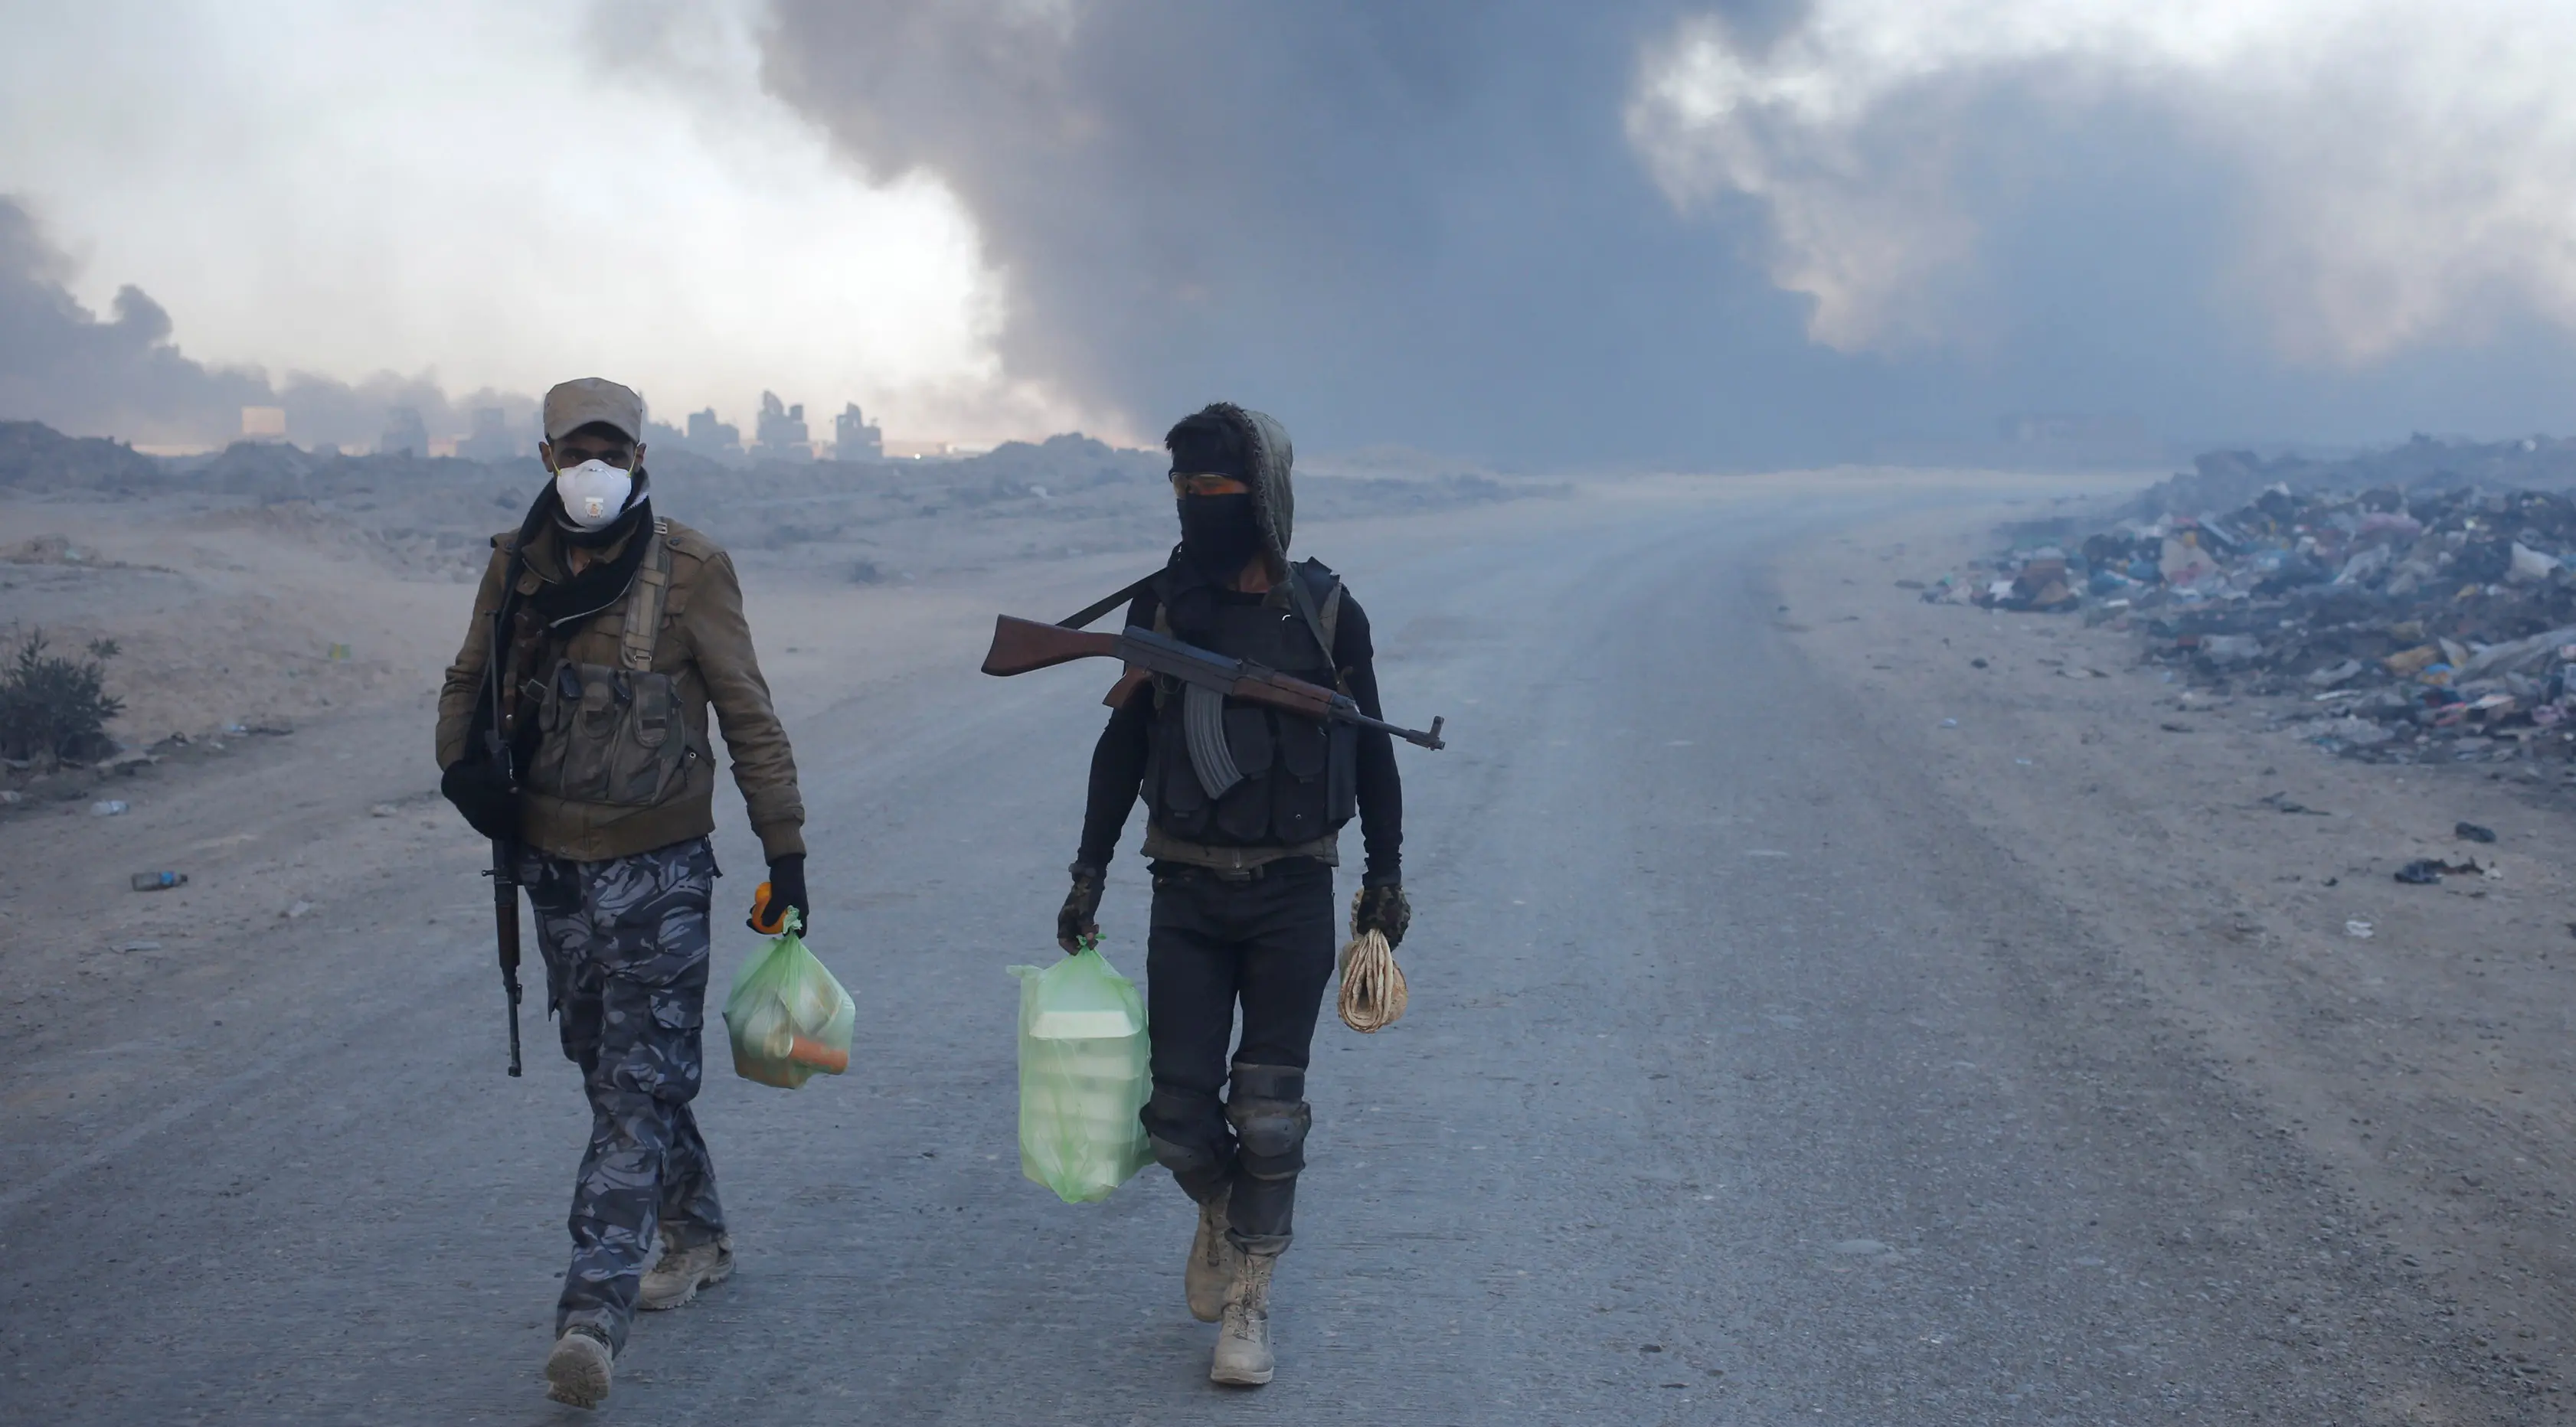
[1166,412,1260,580]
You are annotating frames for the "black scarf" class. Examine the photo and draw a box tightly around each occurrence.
[524,498,654,627]
[469,488,655,772]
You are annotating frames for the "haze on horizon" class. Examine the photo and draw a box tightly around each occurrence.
[4,0,2575,467]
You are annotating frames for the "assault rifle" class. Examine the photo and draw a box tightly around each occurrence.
[981,614,1445,798]
[478,511,542,1080]
[478,725,526,1078]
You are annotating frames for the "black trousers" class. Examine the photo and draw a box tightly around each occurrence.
[1141,857,1337,1252]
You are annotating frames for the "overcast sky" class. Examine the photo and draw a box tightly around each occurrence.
[5,0,2576,464]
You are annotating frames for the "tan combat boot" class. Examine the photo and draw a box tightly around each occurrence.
[1209,1249,1278,1386]
[1185,1194,1237,1323]
[544,1326,613,1408]
[639,1234,734,1311]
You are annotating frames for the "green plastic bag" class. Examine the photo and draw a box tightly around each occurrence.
[722,914,855,1089]
[1008,944,1152,1203]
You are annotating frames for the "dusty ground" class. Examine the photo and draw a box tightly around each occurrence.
[1784,505,2576,1391]
[6,468,2567,1421]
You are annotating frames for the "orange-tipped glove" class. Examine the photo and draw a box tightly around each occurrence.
[747,854,809,936]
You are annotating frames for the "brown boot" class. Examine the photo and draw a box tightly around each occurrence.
[544,1326,613,1408]
[1185,1193,1236,1323]
[1209,1249,1277,1386]
[639,1235,734,1311]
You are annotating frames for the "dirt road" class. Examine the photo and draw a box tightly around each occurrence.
[0,475,2555,1422]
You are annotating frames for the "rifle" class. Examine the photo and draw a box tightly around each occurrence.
[982,614,1445,797]
[478,515,543,1079]
[486,831,525,1078]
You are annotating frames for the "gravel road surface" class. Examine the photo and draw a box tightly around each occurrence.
[0,482,2516,1423]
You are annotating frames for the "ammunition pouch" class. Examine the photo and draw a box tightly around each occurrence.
[1141,560,1355,848]
[523,660,699,808]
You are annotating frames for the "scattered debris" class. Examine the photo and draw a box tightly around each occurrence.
[129,871,187,891]
[2395,857,2484,884]
[283,900,313,919]
[2261,792,2327,815]
[90,799,127,816]
[2454,821,2498,842]
[369,804,399,818]
[116,939,162,952]
[1925,447,2576,768]
[2346,919,2375,939]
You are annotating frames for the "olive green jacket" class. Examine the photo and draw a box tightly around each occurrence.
[434,516,806,862]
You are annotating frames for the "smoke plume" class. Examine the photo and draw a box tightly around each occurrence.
[763,0,2576,464]
[0,195,531,451]
[760,2,1850,467]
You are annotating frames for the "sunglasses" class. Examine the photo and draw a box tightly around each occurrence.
[1170,473,1250,496]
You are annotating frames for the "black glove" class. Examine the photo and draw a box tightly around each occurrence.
[1058,863,1105,953]
[1352,882,1411,950]
[440,758,519,842]
[749,854,809,936]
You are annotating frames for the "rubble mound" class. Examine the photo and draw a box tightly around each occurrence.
[2130,434,2576,518]
[1934,454,2576,766]
[0,421,163,492]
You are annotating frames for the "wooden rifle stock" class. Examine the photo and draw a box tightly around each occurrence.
[982,616,1119,676]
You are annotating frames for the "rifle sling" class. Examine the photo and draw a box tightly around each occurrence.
[1283,569,1335,684]
[1059,573,1160,629]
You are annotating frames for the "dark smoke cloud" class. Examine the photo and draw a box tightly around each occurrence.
[0,195,532,452]
[763,1,1849,467]
[763,2,2576,467]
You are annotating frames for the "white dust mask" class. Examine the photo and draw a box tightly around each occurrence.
[554,459,634,531]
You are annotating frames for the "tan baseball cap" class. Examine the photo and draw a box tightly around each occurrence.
[541,377,645,442]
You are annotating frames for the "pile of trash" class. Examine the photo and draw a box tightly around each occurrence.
[1928,478,2576,765]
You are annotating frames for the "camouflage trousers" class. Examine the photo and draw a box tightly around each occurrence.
[519,837,724,1353]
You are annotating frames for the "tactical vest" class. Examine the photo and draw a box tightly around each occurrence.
[516,521,701,808]
[1141,560,1359,854]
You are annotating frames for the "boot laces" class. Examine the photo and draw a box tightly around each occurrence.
[1225,1252,1276,1330]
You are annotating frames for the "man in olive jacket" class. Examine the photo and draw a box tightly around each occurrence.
[434,377,809,1409]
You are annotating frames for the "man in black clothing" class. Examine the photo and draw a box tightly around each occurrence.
[1058,402,1411,1387]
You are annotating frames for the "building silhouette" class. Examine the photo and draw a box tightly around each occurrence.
[833,402,883,462]
[686,408,743,459]
[378,407,430,458]
[457,407,519,462]
[751,391,812,462]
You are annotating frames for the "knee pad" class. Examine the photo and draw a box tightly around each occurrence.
[1141,1086,1231,1182]
[1226,1062,1311,1181]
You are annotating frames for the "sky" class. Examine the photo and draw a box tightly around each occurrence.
[0,0,1061,449]
[4,0,2576,464]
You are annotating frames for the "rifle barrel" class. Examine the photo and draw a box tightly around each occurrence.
[491,843,525,1078]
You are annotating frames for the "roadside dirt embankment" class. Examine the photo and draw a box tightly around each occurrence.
[1785,505,2576,1389]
